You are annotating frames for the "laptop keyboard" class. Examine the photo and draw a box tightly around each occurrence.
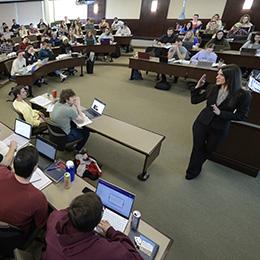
[102,208,128,232]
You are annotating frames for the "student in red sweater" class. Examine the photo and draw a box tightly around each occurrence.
[42,192,142,260]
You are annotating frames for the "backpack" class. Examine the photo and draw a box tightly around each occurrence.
[74,153,102,180]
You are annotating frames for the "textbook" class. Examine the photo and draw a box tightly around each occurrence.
[128,230,159,260]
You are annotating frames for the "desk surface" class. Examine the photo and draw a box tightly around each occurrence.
[87,115,165,155]
[42,175,172,259]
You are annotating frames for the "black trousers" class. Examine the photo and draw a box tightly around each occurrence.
[186,120,228,176]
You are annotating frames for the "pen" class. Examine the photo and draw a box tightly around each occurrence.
[47,167,58,171]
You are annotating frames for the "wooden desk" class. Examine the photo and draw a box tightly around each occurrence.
[15,56,85,86]
[216,50,260,69]
[87,114,165,180]
[51,44,117,57]
[129,57,218,83]
[0,55,15,75]
[42,175,172,259]
[0,122,172,259]
[114,35,133,46]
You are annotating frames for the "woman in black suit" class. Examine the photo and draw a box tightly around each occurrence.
[186,64,252,180]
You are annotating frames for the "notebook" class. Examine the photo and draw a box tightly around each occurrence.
[3,119,32,150]
[35,136,65,183]
[84,98,106,120]
[96,179,135,232]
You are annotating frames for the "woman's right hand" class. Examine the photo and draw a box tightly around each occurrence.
[195,74,207,89]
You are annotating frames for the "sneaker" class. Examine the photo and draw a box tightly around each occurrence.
[60,74,67,82]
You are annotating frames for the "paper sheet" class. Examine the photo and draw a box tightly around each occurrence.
[30,167,52,190]
[73,114,92,128]
[3,134,29,150]
[30,96,52,107]
[0,141,9,156]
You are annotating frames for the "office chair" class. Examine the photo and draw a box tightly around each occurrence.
[12,105,48,136]
[0,221,32,258]
[46,118,83,151]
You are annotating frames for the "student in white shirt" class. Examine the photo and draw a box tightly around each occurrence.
[115,22,131,36]
[11,51,26,76]
[111,17,124,31]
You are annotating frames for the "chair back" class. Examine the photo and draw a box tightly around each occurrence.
[4,59,14,77]
[46,118,67,150]
[0,221,27,257]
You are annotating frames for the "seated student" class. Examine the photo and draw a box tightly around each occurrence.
[115,22,131,36]
[240,32,260,54]
[60,37,75,75]
[71,21,83,38]
[205,30,231,51]
[37,18,48,30]
[205,19,219,35]
[168,38,189,60]
[211,14,222,30]
[191,43,217,63]
[156,27,177,45]
[85,18,95,32]
[232,14,254,32]
[0,145,48,236]
[0,39,13,54]
[1,22,9,33]
[99,17,110,30]
[84,30,97,45]
[2,27,14,40]
[42,192,142,260]
[49,32,61,47]
[111,17,124,31]
[12,85,46,128]
[11,51,26,76]
[191,14,203,33]
[50,89,90,152]
[99,28,114,43]
[182,30,200,50]
[18,36,30,52]
[179,22,192,34]
[58,20,69,36]
[18,25,28,39]
[10,18,20,35]
[227,24,249,39]
[39,40,67,81]
[28,23,39,35]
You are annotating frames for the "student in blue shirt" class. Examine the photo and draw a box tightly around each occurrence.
[191,43,218,63]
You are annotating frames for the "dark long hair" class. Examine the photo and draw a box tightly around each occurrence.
[221,64,241,94]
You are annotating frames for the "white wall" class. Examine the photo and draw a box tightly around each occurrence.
[106,0,142,19]
[0,1,43,26]
[52,0,88,21]
[167,0,227,19]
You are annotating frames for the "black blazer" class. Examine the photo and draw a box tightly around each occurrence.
[191,85,252,130]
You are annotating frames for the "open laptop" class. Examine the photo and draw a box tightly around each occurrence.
[96,179,135,232]
[3,119,32,150]
[100,38,110,45]
[197,61,214,67]
[35,136,65,183]
[84,98,106,120]
[240,48,257,56]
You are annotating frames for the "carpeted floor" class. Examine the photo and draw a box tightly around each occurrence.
[1,57,260,260]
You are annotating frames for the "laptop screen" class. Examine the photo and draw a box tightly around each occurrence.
[14,119,32,139]
[35,136,56,161]
[91,99,106,115]
[96,179,135,219]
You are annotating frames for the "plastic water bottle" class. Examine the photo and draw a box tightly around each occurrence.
[66,160,75,182]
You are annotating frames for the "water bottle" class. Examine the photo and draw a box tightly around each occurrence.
[66,160,75,182]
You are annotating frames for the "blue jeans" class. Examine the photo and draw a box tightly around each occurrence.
[66,125,90,151]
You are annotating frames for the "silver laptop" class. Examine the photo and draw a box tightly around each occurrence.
[3,119,32,150]
[197,61,213,67]
[35,136,65,183]
[96,179,135,232]
[85,98,106,119]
